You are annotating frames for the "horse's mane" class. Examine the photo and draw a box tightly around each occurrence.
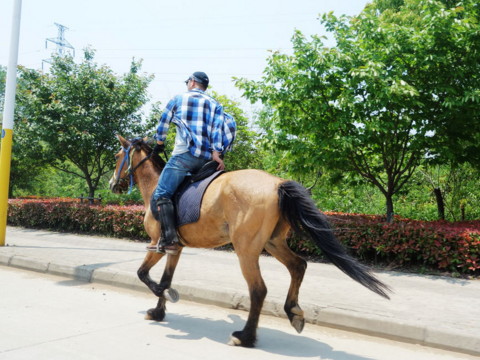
[129,137,166,172]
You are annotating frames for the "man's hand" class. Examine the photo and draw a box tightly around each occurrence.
[153,142,165,154]
[212,151,225,171]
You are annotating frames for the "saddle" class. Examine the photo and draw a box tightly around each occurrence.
[150,161,224,228]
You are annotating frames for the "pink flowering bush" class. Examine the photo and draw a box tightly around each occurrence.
[289,212,479,274]
[8,198,149,240]
[8,198,479,274]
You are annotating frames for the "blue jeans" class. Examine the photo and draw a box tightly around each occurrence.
[152,151,208,201]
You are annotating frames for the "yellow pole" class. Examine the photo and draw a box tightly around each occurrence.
[0,129,14,246]
[0,0,22,246]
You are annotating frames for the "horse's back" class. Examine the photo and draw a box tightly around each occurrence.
[214,169,284,210]
[178,169,285,248]
[217,169,284,194]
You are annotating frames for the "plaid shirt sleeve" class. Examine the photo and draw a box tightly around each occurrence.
[211,111,236,153]
[222,112,236,151]
[154,96,178,142]
[211,105,225,153]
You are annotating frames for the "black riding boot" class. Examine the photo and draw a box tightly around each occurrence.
[157,198,180,255]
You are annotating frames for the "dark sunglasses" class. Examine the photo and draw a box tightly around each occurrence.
[184,77,194,85]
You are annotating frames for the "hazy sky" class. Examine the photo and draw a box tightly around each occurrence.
[1,0,370,115]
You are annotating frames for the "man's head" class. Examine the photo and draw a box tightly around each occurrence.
[185,71,209,91]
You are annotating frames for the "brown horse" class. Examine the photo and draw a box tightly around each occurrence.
[109,135,390,348]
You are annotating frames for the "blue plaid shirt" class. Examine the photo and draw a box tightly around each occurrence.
[154,89,226,160]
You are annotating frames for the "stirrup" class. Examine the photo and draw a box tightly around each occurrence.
[145,242,165,254]
[145,241,180,255]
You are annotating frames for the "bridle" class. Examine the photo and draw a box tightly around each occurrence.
[112,139,156,194]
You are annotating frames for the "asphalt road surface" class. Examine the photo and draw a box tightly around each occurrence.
[0,266,475,360]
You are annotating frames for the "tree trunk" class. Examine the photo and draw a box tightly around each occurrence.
[433,188,445,220]
[386,194,394,223]
[88,188,95,205]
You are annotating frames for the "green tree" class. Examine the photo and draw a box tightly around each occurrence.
[1,65,51,197]
[367,0,480,217]
[18,49,153,200]
[236,0,480,222]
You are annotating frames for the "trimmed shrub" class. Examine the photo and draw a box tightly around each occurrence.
[288,212,479,274]
[8,198,148,240]
[7,198,479,274]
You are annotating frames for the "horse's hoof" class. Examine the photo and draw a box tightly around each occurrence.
[145,307,165,322]
[288,305,305,333]
[291,315,305,333]
[228,335,242,346]
[164,288,179,303]
[229,331,256,348]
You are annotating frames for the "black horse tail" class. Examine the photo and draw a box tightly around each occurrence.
[278,181,391,299]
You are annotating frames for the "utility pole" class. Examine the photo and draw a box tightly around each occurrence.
[0,0,22,246]
[42,22,75,70]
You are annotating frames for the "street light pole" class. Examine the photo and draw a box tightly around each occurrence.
[0,0,22,246]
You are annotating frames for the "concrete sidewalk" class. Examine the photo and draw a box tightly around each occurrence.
[1,226,479,356]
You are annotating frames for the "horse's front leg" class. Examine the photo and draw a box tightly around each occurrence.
[229,253,267,348]
[137,249,183,321]
[137,251,164,294]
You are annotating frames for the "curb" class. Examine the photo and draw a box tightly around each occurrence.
[1,253,478,356]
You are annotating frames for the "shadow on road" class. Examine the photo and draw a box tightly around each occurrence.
[146,312,375,360]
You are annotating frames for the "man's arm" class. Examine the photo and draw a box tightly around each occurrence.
[211,106,226,170]
[154,97,178,143]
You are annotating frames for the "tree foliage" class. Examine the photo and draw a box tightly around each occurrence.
[370,0,480,168]
[2,65,50,196]
[236,0,480,221]
[16,49,153,199]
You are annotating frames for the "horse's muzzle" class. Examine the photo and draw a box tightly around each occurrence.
[109,175,127,194]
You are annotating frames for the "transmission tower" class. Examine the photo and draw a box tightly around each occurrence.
[42,23,75,70]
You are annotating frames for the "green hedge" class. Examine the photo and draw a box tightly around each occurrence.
[8,198,480,275]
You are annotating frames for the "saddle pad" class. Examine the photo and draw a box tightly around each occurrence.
[174,170,224,227]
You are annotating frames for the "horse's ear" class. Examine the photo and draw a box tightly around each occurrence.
[117,134,129,148]
[143,136,149,143]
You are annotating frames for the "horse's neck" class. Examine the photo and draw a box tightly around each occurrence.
[134,163,160,210]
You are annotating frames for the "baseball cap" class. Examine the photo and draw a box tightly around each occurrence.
[186,71,209,87]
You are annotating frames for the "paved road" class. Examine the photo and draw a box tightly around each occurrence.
[1,226,480,356]
[0,267,477,360]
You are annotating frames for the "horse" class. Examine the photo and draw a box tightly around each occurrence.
[109,135,390,348]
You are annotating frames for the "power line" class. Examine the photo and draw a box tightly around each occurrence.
[95,47,289,52]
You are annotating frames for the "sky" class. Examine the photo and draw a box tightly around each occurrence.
[1,0,370,117]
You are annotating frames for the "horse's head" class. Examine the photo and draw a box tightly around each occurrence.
[109,135,135,194]
[109,135,165,194]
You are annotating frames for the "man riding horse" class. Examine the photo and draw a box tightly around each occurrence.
[110,73,389,348]
[150,71,233,255]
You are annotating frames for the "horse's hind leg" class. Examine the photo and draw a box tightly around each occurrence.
[137,249,183,321]
[265,224,307,333]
